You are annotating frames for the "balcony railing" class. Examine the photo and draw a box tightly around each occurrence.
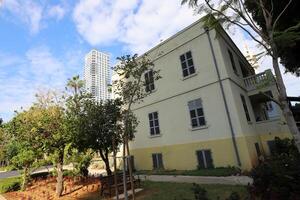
[243,69,275,91]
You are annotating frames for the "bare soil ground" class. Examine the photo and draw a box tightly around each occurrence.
[3,176,100,200]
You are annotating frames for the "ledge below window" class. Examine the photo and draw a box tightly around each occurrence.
[148,134,162,138]
[181,72,198,81]
[146,88,157,94]
[189,125,209,131]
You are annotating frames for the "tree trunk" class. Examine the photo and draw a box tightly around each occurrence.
[112,136,119,200]
[56,153,64,197]
[104,159,112,176]
[122,138,128,200]
[99,150,112,176]
[269,35,300,152]
[21,166,29,191]
[126,138,135,200]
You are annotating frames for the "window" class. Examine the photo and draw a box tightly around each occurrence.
[152,153,163,169]
[180,51,195,77]
[196,150,213,169]
[144,70,155,92]
[255,143,261,157]
[148,112,160,136]
[228,49,238,75]
[239,61,251,77]
[188,99,206,128]
[240,95,251,122]
[267,140,276,155]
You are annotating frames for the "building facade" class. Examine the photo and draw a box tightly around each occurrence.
[84,49,110,101]
[127,19,292,171]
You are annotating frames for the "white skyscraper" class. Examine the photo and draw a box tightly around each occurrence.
[84,49,110,101]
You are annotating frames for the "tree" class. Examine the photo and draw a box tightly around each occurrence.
[250,137,300,199]
[113,54,161,200]
[33,103,69,197]
[78,98,124,176]
[182,0,300,153]
[5,108,44,190]
[244,0,300,76]
[35,89,73,197]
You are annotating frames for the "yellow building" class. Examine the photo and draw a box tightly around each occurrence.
[127,19,292,171]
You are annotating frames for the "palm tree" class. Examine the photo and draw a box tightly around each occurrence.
[66,75,84,95]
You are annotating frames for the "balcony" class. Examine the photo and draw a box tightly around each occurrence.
[243,69,276,91]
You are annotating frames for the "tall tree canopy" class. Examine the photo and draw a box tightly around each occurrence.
[78,98,124,176]
[245,0,300,76]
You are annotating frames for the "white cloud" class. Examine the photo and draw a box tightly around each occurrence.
[47,5,66,21]
[0,46,85,121]
[0,0,67,34]
[73,0,199,53]
[1,0,43,34]
[73,0,138,46]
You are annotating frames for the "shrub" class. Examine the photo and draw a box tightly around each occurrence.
[0,177,21,193]
[250,137,300,199]
[192,183,209,200]
[226,192,240,200]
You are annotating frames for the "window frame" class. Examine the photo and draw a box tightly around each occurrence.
[254,142,261,157]
[152,153,164,169]
[148,111,160,136]
[180,51,196,78]
[188,99,206,128]
[228,49,238,75]
[240,94,251,122]
[144,70,155,93]
[196,149,214,169]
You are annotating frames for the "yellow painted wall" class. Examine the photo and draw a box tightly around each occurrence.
[131,136,254,171]
[131,133,291,171]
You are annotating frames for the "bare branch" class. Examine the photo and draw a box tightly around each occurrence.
[238,0,263,35]
[204,0,271,53]
[259,0,272,28]
[272,0,292,32]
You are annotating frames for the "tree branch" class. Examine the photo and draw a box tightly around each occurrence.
[204,0,271,53]
[272,0,292,32]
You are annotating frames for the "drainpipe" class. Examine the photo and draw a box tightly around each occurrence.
[205,27,241,167]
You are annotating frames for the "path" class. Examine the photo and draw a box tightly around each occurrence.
[136,175,253,185]
[0,165,73,179]
[0,194,6,200]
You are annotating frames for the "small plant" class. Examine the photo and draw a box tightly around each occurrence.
[226,192,240,200]
[0,177,21,193]
[192,183,209,200]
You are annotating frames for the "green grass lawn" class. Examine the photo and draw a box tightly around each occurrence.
[138,181,248,200]
[0,177,21,193]
[135,167,241,177]
[78,181,248,200]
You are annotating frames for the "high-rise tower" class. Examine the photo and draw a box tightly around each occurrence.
[244,44,259,72]
[84,49,110,101]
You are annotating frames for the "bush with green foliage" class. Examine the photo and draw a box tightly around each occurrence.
[0,177,21,193]
[68,149,94,177]
[226,192,240,200]
[136,166,241,177]
[250,137,300,199]
[192,183,209,200]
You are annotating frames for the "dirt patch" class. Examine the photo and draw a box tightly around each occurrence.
[3,176,100,200]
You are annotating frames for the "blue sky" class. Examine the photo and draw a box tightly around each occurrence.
[0,0,299,121]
